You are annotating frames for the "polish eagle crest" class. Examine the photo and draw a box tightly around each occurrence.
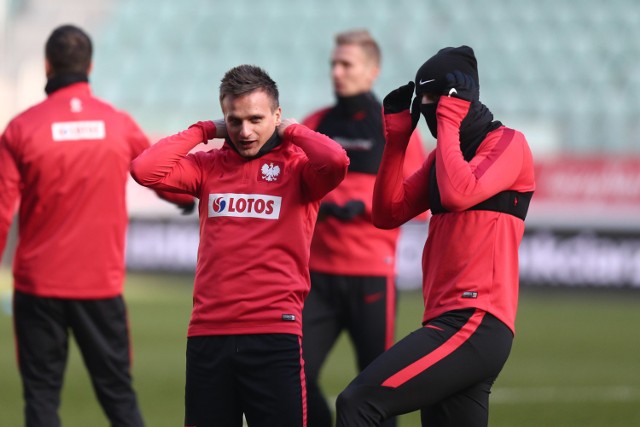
[261,162,281,182]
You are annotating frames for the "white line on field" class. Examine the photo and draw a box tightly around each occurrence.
[491,385,640,404]
[328,385,640,406]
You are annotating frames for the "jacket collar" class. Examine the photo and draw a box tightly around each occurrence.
[45,73,90,96]
[46,81,92,98]
[223,130,282,160]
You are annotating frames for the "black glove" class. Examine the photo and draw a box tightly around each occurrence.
[339,200,366,220]
[318,202,341,221]
[383,81,420,130]
[318,200,365,221]
[178,201,196,215]
[444,70,478,101]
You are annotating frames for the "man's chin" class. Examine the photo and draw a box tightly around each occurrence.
[234,142,258,157]
[238,147,259,158]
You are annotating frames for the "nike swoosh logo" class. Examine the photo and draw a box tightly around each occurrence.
[419,78,435,85]
[364,292,384,304]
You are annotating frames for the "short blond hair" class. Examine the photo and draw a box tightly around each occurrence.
[335,29,381,66]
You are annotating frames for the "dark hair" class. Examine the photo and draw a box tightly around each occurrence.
[219,65,279,110]
[45,25,92,75]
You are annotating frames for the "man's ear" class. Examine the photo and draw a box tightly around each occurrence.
[370,64,381,83]
[45,58,52,77]
[274,106,282,126]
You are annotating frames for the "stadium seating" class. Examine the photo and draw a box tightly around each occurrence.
[87,0,640,153]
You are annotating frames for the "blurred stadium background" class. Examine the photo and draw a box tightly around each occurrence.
[1,0,640,426]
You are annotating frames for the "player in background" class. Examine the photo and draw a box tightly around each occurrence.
[335,46,536,427]
[130,64,349,427]
[0,24,195,427]
[301,29,426,427]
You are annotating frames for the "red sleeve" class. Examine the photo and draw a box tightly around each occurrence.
[130,125,207,197]
[153,188,195,206]
[283,124,349,201]
[403,129,429,221]
[435,97,527,211]
[403,130,426,177]
[372,110,432,229]
[0,126,21,257]
[124,115,195,206]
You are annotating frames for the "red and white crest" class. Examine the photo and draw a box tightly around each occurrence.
[260,161,283,182]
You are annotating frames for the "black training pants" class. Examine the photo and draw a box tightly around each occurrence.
[302,272,396,427]
[185,334,306,427]
[13,291,144,427]
[336,309,513,427]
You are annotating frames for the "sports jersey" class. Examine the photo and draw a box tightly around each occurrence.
[130,123,349,337]
[374,96,535,333]
[0,82,192,299]
[303,93,426,276]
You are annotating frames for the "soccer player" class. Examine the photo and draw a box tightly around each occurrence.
[301,29,426,427]
[335,46,536,427]
[0,25,195,427]
[130,64,349,427]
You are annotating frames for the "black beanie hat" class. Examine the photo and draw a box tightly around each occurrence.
[414,45,479,100]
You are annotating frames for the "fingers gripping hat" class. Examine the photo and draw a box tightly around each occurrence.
[414,45,479,100]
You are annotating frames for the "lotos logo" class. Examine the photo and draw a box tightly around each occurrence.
[208,193,281,220]
[212,197,227,213]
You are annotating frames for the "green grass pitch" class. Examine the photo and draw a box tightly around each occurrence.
[1,271,639,426]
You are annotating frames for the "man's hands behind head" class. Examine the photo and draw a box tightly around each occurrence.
[277,118,298,136]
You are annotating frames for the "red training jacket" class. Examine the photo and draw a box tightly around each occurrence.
[0,82,193,299]
[130,123,349,336]
[373,96,535,333]
[303,106,427,276]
